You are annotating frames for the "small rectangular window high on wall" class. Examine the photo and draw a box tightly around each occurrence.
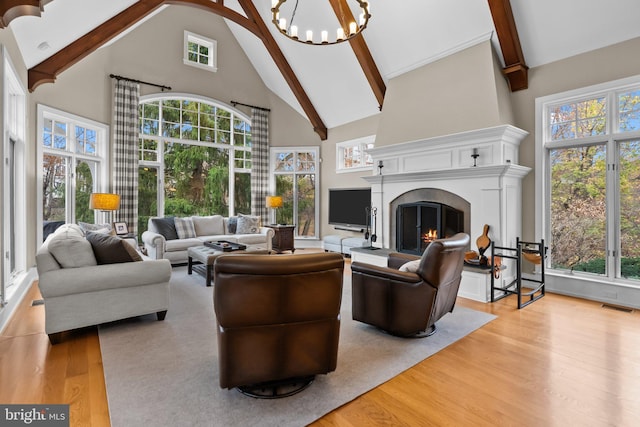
[183,31,217,72]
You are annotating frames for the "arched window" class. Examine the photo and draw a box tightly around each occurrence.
[137,94,252,233]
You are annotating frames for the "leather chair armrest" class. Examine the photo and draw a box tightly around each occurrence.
[351,261,421,284]
[387,252,420,270]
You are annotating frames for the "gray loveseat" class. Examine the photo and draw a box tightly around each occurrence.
[36,224,171,344]
[141,215,274,264]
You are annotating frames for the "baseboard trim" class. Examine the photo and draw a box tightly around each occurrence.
[0,267,37,334]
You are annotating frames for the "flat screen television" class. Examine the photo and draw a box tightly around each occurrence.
[328,187,371,230]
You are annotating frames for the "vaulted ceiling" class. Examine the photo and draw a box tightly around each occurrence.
[5,0,640,140]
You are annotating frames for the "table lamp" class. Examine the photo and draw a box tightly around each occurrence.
[266,195,283,225]
[89,192,121,224]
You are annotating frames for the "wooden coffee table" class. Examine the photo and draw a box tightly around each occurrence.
[187,244,269,286]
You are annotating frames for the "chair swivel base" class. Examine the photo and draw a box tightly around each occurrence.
[237,375,315,399]
[378,324,437,339]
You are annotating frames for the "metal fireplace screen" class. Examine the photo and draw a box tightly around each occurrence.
[396,202,464,255]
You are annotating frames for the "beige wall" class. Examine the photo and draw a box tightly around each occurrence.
[375,41,512,147]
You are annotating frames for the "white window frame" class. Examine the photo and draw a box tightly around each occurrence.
[336,135,375,173]
[36,105,110,243]
[183,31,217,72]
[536,74,640,301]
[138,94,251,217]
[2,46,27,305]
[270,146,320,240]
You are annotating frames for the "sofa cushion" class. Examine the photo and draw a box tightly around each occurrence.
[174,217,196,239]
[151,217,178,240]
[86,232,143,264]
[48,225,98,268]
[236,214,260,234]
[165,238,203,252]
[192,215,224,236]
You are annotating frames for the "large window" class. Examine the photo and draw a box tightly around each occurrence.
[271,147,319,239]
[138,95,251,233]
[37,105,109,241]
[537,77,640,285]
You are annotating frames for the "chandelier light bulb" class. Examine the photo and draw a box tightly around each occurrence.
[271,0,371,46]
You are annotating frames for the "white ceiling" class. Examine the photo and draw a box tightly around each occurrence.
[10,0,640,129]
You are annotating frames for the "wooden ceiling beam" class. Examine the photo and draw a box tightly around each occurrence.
[27,0,261,92]
[487,0,528,91]
[0,0,49,29]
[328,0,385,109]
[237,0,328,140]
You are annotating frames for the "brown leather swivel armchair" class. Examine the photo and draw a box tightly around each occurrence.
[213,252,344,398]
[351,233,470,337]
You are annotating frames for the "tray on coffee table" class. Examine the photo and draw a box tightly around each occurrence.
[204,240,247,252]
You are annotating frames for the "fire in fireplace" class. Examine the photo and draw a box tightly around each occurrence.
[396,202,464,255]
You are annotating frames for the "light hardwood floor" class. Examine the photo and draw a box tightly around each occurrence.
[1,257,639,426]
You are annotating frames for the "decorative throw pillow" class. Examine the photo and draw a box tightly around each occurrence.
[151,217,178,240]
[48,226,97,268]
[86,232,143,264]
[398,259,421,273]
[227,216,238,234]
[236,214,260,234]
[174,217,196,239]
[78,221,113,235]
[192,215,224,236]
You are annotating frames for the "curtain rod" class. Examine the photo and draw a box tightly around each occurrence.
[109,74,171,91]
[230,100,270,112]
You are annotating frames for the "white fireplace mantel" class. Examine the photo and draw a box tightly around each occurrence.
[361,125,531,302]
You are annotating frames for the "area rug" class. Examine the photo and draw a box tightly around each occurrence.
[99,266,496,427]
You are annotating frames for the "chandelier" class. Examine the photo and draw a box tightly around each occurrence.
[271,0,371,46]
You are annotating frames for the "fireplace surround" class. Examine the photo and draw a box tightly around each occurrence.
[361,125,531,301]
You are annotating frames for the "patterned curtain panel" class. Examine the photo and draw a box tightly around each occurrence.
[112,80,140,234]
[250,108,270,225]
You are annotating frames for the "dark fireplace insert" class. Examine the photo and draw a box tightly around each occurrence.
[396,202,464,255]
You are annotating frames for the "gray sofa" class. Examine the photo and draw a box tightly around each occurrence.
[141,215,274,264]
[36,224,172,344]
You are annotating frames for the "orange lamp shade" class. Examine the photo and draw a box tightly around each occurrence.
[89,193,121,211]
[266,196,283,209]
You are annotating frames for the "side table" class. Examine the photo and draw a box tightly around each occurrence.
[266,225,295,253]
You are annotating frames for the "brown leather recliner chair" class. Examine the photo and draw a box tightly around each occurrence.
[213,252,344,398]
[351,233,470,337]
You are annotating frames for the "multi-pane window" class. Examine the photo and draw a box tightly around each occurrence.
[271,148,319,238]
[138,96,251,234]
[183,31,217,72]
[38,105,109,239]
[336,135,375,172]
[539,80,640,284]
